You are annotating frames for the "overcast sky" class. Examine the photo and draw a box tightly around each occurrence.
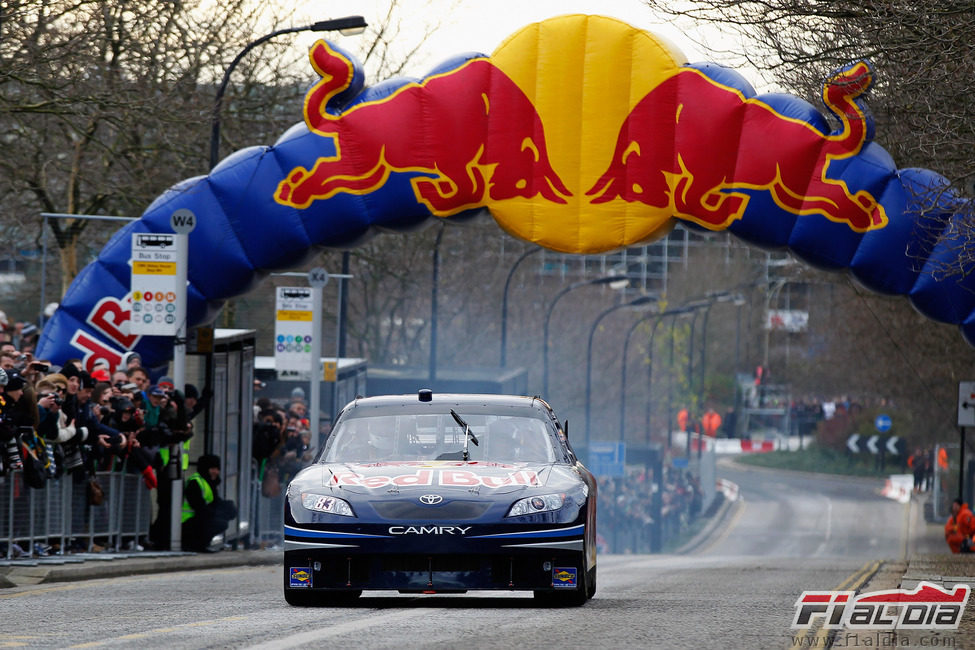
[295,0,760,85]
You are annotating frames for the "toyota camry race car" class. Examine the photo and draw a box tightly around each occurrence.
[283,390,597,606]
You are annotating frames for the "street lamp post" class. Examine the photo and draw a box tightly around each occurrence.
[542,275,628,398]
[584,295,656,452]
[208,16,367,171]
[430,224,444,381]
[619,306,692,443]
[500,248,540,367]
[620,313,654,442]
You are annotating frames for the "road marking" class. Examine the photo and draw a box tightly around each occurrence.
[69,616,248,648]
[812,498,833,557]
[901,495,912,562]
[694,497,747,555]
[788,559,881,650]
[245,609,419,649]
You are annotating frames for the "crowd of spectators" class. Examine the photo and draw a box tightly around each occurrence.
[251,386,316,500]
[0,316,209,556]
[596,464,703,554]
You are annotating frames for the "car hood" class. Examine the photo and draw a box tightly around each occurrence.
[293,460,556,496]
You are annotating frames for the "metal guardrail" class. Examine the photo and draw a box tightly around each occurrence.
[1,469,152,559]
[250,479,284,548]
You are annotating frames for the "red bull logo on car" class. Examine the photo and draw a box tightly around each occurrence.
[329,469,539,489]
[37,14,975,371]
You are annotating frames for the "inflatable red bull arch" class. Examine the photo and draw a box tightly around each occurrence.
[36,14,974,371]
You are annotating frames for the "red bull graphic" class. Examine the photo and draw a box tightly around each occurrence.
[328,469,539,489]
[587,63,887,232]
[275,41,571,215]
[35,14,975,370]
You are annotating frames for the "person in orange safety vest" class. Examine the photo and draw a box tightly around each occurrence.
[677,408,689,432]
[945,498,975,553]
[702,408,722,438]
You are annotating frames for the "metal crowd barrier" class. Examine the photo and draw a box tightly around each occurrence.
[0,469,153,559]
[250,479,284,548]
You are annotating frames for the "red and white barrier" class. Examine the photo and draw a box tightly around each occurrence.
[881,474,913,504]
[716,477,740,501]
[687,436,776,454]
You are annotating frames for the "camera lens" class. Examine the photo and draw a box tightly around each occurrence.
[62,441,83,471]
[3,438,22,470]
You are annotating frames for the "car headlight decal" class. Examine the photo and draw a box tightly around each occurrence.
[300,492,356,517]
[506,493,565,517]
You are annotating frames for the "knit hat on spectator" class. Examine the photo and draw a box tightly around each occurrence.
[291,386,305,401]
[80,371,95,389]
[184,384,199,400]
[61,363,81,380]
[157,376,175,391]
[148,385,166,397]
[197,454,220,473]
[7,373,27,392]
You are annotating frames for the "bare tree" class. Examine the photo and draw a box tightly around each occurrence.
[0,0,305,297]
[643,1,975,208]
[637,0,975,442]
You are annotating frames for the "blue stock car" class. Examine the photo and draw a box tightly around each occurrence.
[283,390,597,606]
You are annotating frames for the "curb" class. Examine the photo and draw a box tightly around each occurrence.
[0,549,283,587]
[718,455,890,485]
[674,492,742,555]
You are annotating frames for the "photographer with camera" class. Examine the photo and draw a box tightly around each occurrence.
[144,383,193,550]
[83,381,127,472]
[22,359,50,386]
[154,376,201,474]
[103,394,156,490]
[35,376,75,476]
[0,368,23,474]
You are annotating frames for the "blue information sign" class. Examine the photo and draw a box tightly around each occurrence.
[875,414,892,433]
[587,441,626,477]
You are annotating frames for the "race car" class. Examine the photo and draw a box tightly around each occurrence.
[283,390,597,606]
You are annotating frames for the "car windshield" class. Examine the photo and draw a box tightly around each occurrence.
[322,413,556,463]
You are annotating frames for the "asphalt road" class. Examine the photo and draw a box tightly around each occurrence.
[701,459,912,560]
[0,462,924,649]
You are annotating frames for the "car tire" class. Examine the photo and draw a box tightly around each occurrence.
[285,587,362,606]
[586,564,596,599]
[532,550,590,607]
[318,590,362,605]
[284,587,319,607]
[283,566,362,606]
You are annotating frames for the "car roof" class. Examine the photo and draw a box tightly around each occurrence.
[338,393,554,417]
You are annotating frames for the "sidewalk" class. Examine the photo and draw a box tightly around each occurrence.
[847,492,975,645]
[0,548,282,588]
